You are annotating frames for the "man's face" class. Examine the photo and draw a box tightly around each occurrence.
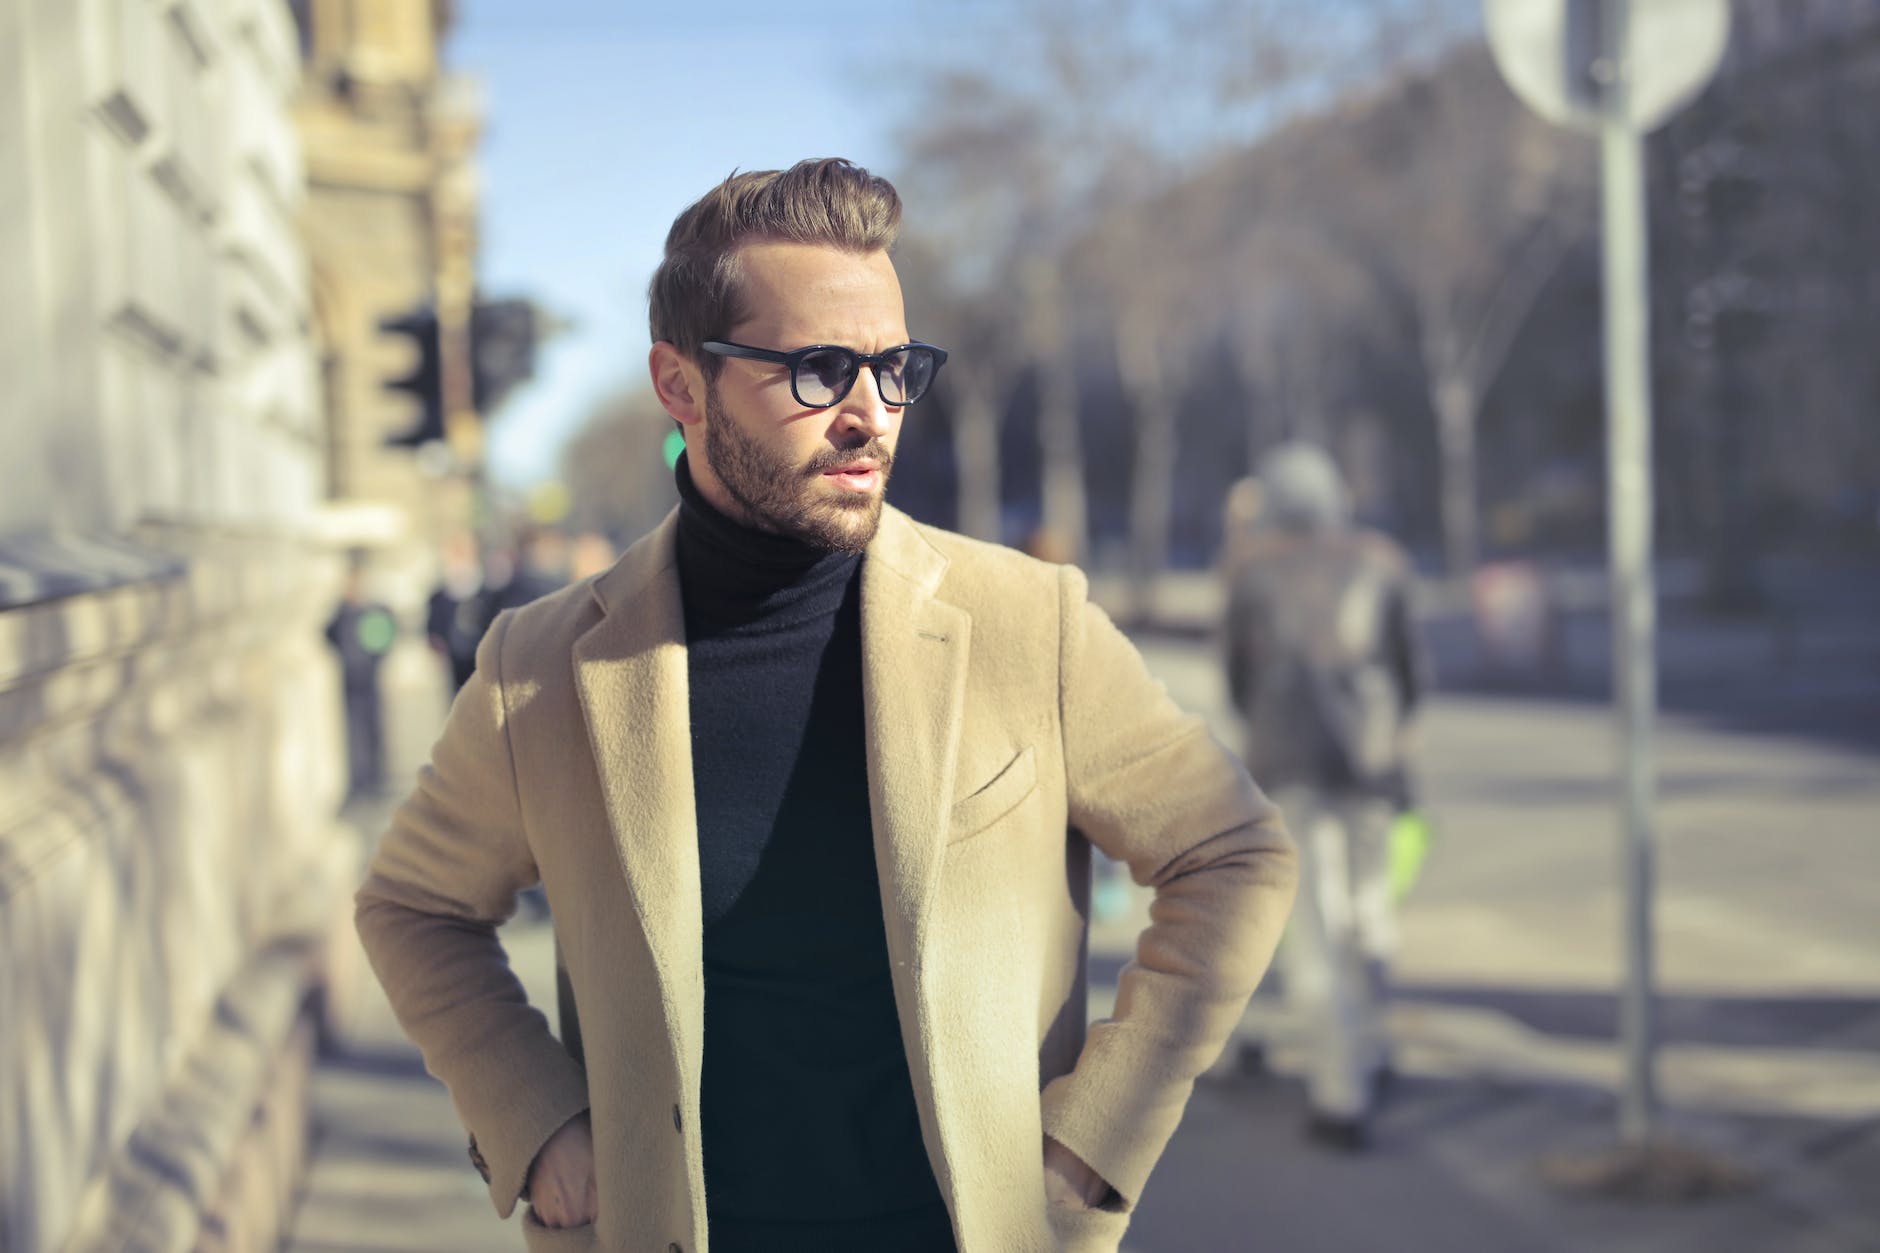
[691,242,908,553]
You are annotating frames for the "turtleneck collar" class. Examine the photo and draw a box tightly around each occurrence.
[674,451,862,629]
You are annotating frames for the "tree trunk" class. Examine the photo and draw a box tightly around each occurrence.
[951,372,1003,543]
[1701,315,1763,611]
[1433,371,1480,578]
[1117,311,1177,625]
[1024,261,1087,564]
[1126,398,1179,625]
[1037,367,1087,563]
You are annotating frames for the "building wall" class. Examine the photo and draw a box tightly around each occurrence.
[0,2,349,1250]
[292,0,481,786]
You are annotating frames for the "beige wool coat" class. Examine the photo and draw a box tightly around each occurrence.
[355,505,1298,1253]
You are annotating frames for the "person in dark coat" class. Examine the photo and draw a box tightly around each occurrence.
[326,556,398,799]
[1223,442,1429,1150]
[426,533,489,694]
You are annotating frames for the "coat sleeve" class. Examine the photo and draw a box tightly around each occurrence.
[1039,565,1298,1210]
[353,611,592,1219]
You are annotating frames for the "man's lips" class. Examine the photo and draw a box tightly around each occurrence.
[821,461,883,492]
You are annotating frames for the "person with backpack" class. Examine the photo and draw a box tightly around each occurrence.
[1222,442,1429,1150]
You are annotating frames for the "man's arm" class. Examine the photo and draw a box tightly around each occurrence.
[1041,565,1299,1210]
[1221,568,1261,718]
[1384,563,1431,720]
[353,611,591,1219]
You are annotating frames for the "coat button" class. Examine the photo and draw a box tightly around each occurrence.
[672,1104,683,1133]
[669,1244,683,1253]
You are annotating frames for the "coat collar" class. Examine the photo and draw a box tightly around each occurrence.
[570,504,970,1078]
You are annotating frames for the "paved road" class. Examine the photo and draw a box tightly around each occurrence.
[285,635,1880,1252]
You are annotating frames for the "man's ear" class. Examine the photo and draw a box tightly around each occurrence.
[649,342,706,426]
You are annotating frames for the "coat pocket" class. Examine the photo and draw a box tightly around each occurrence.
[522,1208,600,1252]
[949,744,1039,843]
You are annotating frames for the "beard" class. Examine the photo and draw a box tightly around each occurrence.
[703,381,894,553]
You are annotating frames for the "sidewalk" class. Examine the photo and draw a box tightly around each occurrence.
[1126,1051,1880,1252]
[283,818,559,1253]
[1089,904,1880,1253]
[292,903,1880,1253]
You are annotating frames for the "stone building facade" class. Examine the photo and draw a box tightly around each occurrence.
[0,2,476,1249]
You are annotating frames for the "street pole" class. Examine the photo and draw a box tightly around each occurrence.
[1597,0,1659,1147]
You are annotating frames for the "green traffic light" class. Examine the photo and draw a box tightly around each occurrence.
[663,429,686,469]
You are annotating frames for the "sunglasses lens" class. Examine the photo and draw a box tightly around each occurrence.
[884,347,937,404]
[794,348,855,405]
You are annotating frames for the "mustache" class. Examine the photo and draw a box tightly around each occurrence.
[803,441,894,477]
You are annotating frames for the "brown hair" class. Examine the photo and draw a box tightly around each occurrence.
[648,159,903,374]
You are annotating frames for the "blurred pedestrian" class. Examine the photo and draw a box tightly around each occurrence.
[1223,441,1428,1150]
[1020,525,1074,564]
[568,530,619,581]
[490,525,571,613]
[1218,474,1266,581]
[325,553,398,800]
[355,159,1296,1251]
[425,532,488,694]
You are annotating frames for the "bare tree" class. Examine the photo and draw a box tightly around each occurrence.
[898,236,1027,544]
[892,0,1374,564]
[1082,192,1233,620]
[892,38,1096,559]
[1221,221,1382,460]
[1295,47,1596,575]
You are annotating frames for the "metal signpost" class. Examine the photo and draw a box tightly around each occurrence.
[1483,0,1731,1157]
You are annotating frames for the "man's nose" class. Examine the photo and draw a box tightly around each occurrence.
[834,364,897,440]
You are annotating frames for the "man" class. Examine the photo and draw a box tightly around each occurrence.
[1223,442,1428,1151]
[356,159,1296,1253]
[490,525,573,615]
[426,532,488,694]
[325,553,397,799]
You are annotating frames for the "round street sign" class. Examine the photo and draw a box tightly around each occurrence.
[1484,0,1732,133]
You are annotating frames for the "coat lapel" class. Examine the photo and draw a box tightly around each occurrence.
[859,509,971,986]
[570,510,704,1079]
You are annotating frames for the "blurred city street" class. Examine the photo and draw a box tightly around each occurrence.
[284,620,1880,1253]
[10,3,1880,1250]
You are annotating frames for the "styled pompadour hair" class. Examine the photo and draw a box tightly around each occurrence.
[647,159,903,375]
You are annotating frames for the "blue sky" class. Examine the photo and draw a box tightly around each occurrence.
[449,2,960,487]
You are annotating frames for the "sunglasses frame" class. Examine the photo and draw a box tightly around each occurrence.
[700,339,949,409]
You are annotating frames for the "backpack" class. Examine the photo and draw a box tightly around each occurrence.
[1243,539,1402,790]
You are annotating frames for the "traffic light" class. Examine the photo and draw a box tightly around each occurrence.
[380,304,444,448]
[470,297,543,416]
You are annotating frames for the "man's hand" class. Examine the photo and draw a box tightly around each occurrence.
[1044,1136,1115,1210]
[527,1111,597,1228]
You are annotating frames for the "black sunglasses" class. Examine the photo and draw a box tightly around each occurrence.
[700,339,949,409]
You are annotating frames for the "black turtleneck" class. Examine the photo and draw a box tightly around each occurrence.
[673,457,954,1252]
